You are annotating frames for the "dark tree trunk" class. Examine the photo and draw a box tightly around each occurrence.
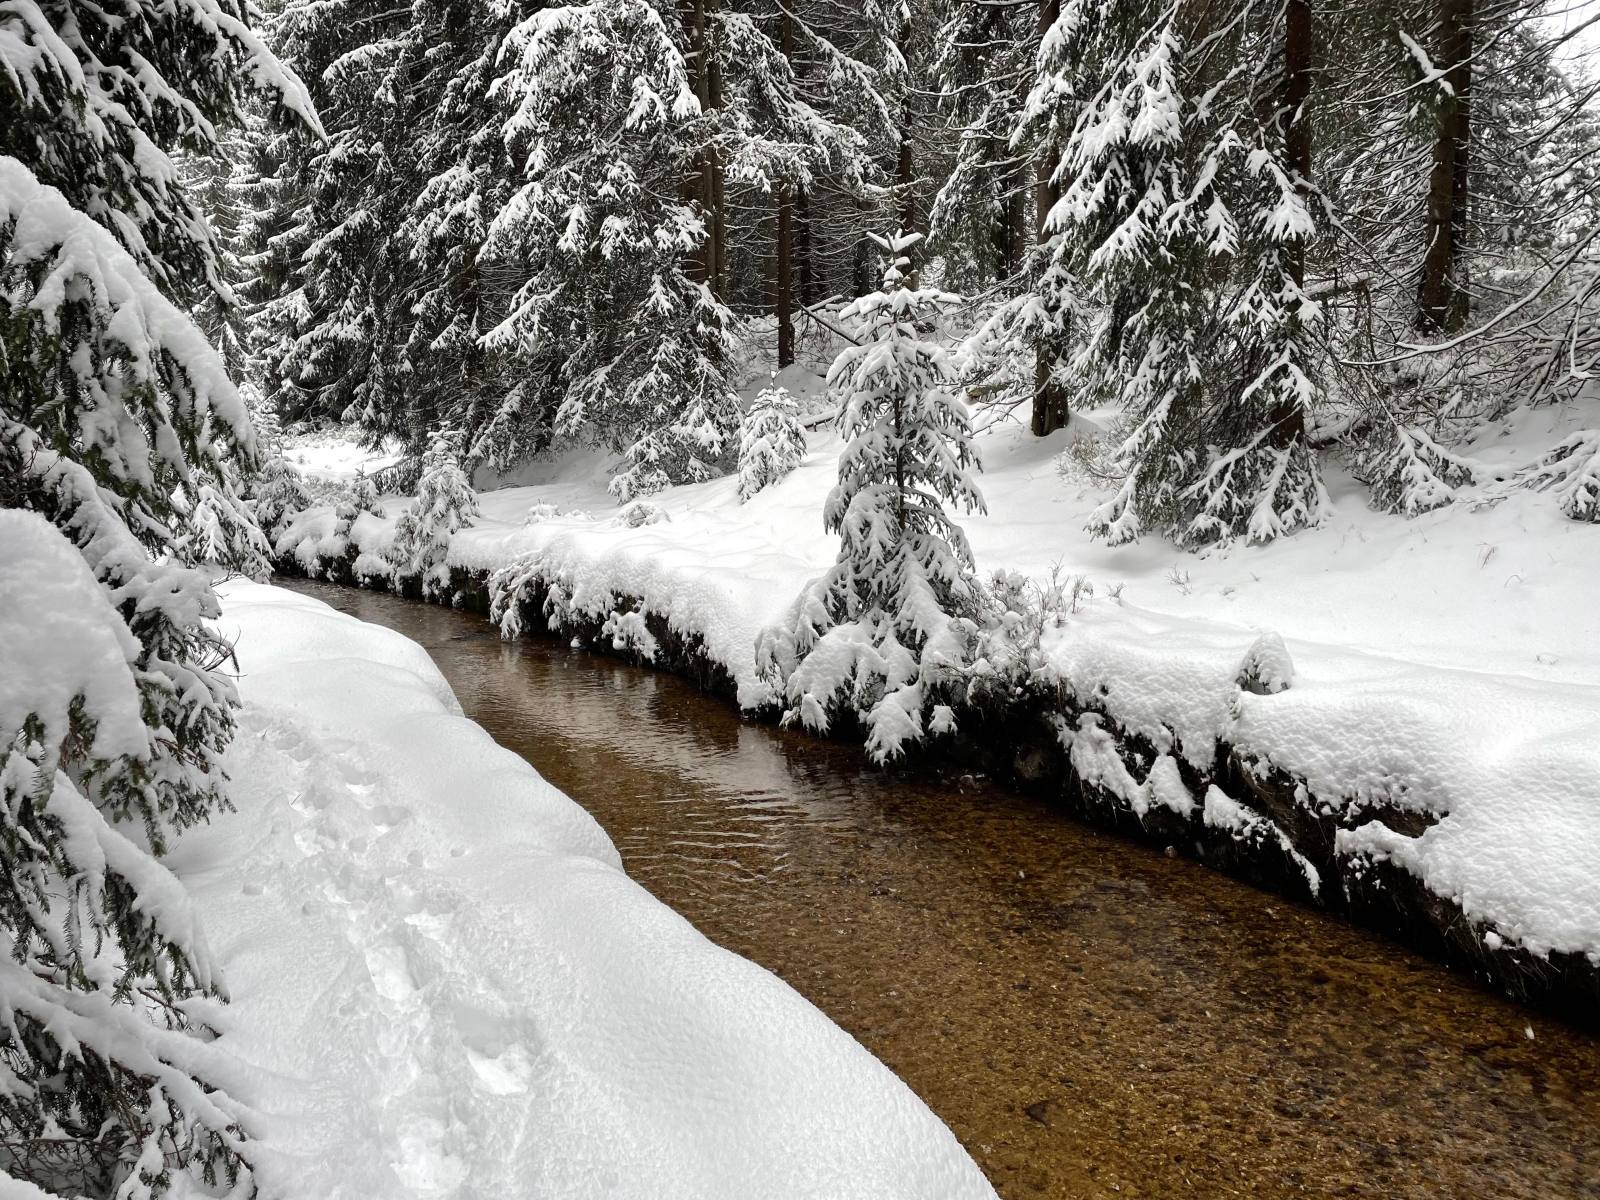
[895,16,916,238]
[708,36,725,299]
[854,198,873,297]
[1006,163,1028,279]
[1266,0,1315,445]
[1418,0,1472,334]
[1031,0,1069,437]
[1283,0,1312,290]
[777,190,795,366]
[683,0,725,297]
[897,131,916,235]
[796,186,814,306]
[776,9,795,366]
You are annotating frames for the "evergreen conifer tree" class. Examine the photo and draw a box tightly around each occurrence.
[758,231,984,762]
[737,380,808,501]
[482,0,745,501]
[388,429,480,597]
[0,158,262,1196]
[1012,0,1328,548]
[1,0,316,1184]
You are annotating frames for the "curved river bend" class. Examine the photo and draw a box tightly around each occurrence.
[282,580,1600,1200]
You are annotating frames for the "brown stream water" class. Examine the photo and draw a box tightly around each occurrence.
[282,578,1600,1200]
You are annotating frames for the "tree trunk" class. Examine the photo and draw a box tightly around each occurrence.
[896,131,915,235]
[708,25,725,299]
[775,8,795,366]
[683,0,725,297]
[684,0,710,287]
[797,186,814,306]
[1283,0,1312,290]
[1417,0,1472,333]
[1273,0,1314,444]
[1031,0,1068,437]
[1006,162,1028,279]
[777,190,795,366]
[854,197,873,297]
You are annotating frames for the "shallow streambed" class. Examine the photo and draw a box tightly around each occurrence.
[280,578,1600,1200]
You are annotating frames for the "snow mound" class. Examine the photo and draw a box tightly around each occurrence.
[184,582,992,1200]
[1040,605,1600,960]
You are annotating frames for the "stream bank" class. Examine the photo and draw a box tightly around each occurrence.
[273,552,1600,1020]
[279,576,1600,1200]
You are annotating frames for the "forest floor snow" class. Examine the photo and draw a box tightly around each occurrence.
[278,384,1600,967]
[173,581,994,1200]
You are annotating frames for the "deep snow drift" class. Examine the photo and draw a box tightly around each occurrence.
[176,581,993,1199]
[275,386,1600,970]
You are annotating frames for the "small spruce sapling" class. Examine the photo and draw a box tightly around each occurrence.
[737,377,807,502]
[389,429,479,596]
[333,468,387,540]
[757,231,986,763]
[1366,424,1477,516]
[245,406,313,547]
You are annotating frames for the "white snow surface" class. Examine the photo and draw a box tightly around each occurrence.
[181,581,993,1200]
[0,509,144,761]
[278,391,1600,962]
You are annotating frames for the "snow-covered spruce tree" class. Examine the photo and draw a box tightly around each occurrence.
[388,429,479,597]
[928,0,1080,437]
[482,0,745,501]
[177,466,274,581]
[737,380,808,501]
[0,159,259,1196]
[247,0,525,448]
[927,0,1041,293]
[1362,423,1477,517]
[757,231,985,762]
[243,403,314,549]
[333,468,386,540]
[1012,0,1327,548]
[1178,0,1328,548]
[1,0,316,1185]
[243,0,416,432]
[0,0,317,304]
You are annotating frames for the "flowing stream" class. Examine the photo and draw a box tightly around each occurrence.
[281,578,1600,1200]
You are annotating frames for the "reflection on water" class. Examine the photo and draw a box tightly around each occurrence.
[282,579,1600,1200]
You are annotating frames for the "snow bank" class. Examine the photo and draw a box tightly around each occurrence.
[1039,605,1600,961]
[180,582,992,1200]
[274,393,1600,967]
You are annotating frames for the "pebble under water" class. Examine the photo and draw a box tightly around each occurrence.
[281,579,1600,1200]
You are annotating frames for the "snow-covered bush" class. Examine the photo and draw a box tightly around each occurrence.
[525,501,561,524]
[1365,425,1478,516]
[1529,429,1600,522]
[389,430,480,596]
[611,500,671,528]
[243,407,314,547]
[737,380,807,502]
[758,232,986,763]
[525,500,591,525]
